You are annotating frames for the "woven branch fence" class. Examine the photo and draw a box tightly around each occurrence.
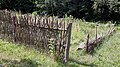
[0,10,72,62]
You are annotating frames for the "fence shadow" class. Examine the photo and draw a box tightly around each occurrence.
[0,59,40,67]
[67,58,97,67]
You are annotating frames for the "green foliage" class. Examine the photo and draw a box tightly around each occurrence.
[0,0,36,13]
[93,0,120,21]
[48,38,55,55]
[1,0,120,22]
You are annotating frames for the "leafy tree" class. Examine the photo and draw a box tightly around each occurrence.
[1,0,120,22]
[0,0,36,13]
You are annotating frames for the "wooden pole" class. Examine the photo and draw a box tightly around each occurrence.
[86,34,90,53]
[64,23,72,63]
[95,23,98,43]
[13,16,16,42]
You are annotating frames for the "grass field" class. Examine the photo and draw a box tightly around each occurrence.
[0,19,120,67]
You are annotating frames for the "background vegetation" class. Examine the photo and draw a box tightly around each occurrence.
[1,0,120,22]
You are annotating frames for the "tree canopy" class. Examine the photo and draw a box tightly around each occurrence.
[0,0,120,22]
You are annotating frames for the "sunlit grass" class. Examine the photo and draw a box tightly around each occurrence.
[0,39,61,67]
[0,19,120,67]
[69,22,120,67]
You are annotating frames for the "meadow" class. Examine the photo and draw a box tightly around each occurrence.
[0,19,120,67]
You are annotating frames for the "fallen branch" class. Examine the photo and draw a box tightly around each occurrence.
[77,24,115,53]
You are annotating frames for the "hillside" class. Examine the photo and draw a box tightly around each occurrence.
[0,20,120,67]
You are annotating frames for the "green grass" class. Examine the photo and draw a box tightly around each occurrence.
[70,29,120,67]
[0,20,120,67]
[69,21,120,67]
[0,40,60,67]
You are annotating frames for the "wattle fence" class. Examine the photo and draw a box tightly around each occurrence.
[0,10,72,62]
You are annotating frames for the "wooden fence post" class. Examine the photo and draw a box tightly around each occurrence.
[95,23,98,43]
[86,34,90,53]
[13,16,16,42]
[64,23,72,63]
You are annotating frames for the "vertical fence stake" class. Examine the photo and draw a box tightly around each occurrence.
[95,23,98,43]
[13,16,16,42]
[64,23,72,63]
[86,34,90,53]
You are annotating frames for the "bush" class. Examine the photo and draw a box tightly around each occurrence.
[1,0,120,23]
